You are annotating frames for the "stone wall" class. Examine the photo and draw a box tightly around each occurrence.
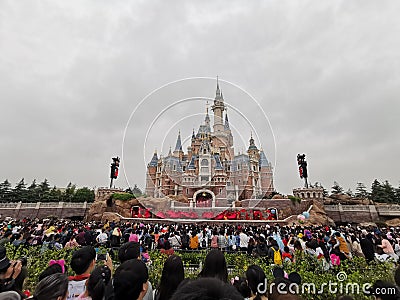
[0,202,90,219]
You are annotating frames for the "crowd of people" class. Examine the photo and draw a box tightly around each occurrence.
[0,217,399,299]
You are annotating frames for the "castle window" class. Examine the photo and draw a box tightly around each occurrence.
[253,166,256,171]
[227,181,231,186]
[186,188,189,194]
[201,167,209,173]
[219,188,222,193]
[237,164,240,170]
[183,166,186,171]
[203,149,207,154]
[201,159,209,166]
[173,165,176,171]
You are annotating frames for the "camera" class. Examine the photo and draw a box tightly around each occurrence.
[18,257,27,267]
[96,253,107,261]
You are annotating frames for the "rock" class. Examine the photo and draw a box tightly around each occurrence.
[385,218,400,227]
[168,194,189,203]
[101,212,121,223]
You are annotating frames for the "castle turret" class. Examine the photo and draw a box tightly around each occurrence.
[173,131,184,160]
[212,77,225,133]
[145,150,158,197]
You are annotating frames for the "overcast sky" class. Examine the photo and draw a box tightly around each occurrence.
[1,1,399,195]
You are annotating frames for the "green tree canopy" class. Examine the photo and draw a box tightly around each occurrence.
[331,181,344,195]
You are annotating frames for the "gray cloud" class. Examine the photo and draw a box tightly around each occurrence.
[1,0,399,194]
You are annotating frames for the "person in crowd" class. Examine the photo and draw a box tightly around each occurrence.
[246,265,267,300]
[68,246,96,300]
[168,233,181,250]
[350,235,364,258]
[113,259,149,300]
[189,232,199,250]
[0,232,12,248]
[360,233,376,262]
[198,249,228,283]
[377,234,399,261]
[77,265,112,300]
[332,232,351,261]
[282,246,293,262]
[32,273,69,300]
[239,230,249,252]
[231,276,251,299]
[118,242,153,300]
[170,278,243,300]
[39,260,67,282]
[155,255,184,300]
[0,247,23,297]
[210,230,218,250]
[95,229,108,247]
[65,236,79,249]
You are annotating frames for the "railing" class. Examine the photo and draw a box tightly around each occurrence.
[21,203,37,208]
[376,205,400,211]
[0,202,91,209]
[0,203,18,208]
[324,205,369,211]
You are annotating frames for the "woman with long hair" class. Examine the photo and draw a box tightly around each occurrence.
[77,265,112,300]
[32,273,69,300]
[246,265,267,300]
[155,255,185,300]
[198,249,228,283]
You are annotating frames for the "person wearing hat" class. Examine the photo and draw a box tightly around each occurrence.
[0,246,23,297]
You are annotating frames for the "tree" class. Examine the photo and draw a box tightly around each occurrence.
[38,179,51,202]
[395,185,400,204]
[63,182,76,202]
[331,181,344,195]
[0,180,12,202]
[345,188,354,197]
[382,180,395,203]
[48,186,62,202]
[371,179,385,203]
[12,178,28,202]
[355,182,369,199]
[27,179,39,202]
[72,187,95,203]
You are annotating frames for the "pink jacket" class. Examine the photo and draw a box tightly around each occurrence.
[381,239,394,254]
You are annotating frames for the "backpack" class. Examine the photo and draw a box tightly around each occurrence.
[181,235,189,248]
[272,247,282,265]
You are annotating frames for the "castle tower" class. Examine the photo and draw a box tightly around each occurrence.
[212,77,225,133]
[145,150,158,197]
[259,149,274,197]
[173,131,184,160]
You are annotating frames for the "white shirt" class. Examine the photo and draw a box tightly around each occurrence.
[239,233,249,248]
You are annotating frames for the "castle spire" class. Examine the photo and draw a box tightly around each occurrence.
[248,132,257,150]
[192,128,195,139]
[148,150,158,167]
[259,149,269,167]
[174,131,182,151]
[216,76,221,98]
[224,108,230,131]
[205,101,210,125]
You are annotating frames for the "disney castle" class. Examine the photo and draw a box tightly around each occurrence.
[146,80,274,207]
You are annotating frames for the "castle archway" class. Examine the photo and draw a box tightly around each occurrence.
[193,189,215,207]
